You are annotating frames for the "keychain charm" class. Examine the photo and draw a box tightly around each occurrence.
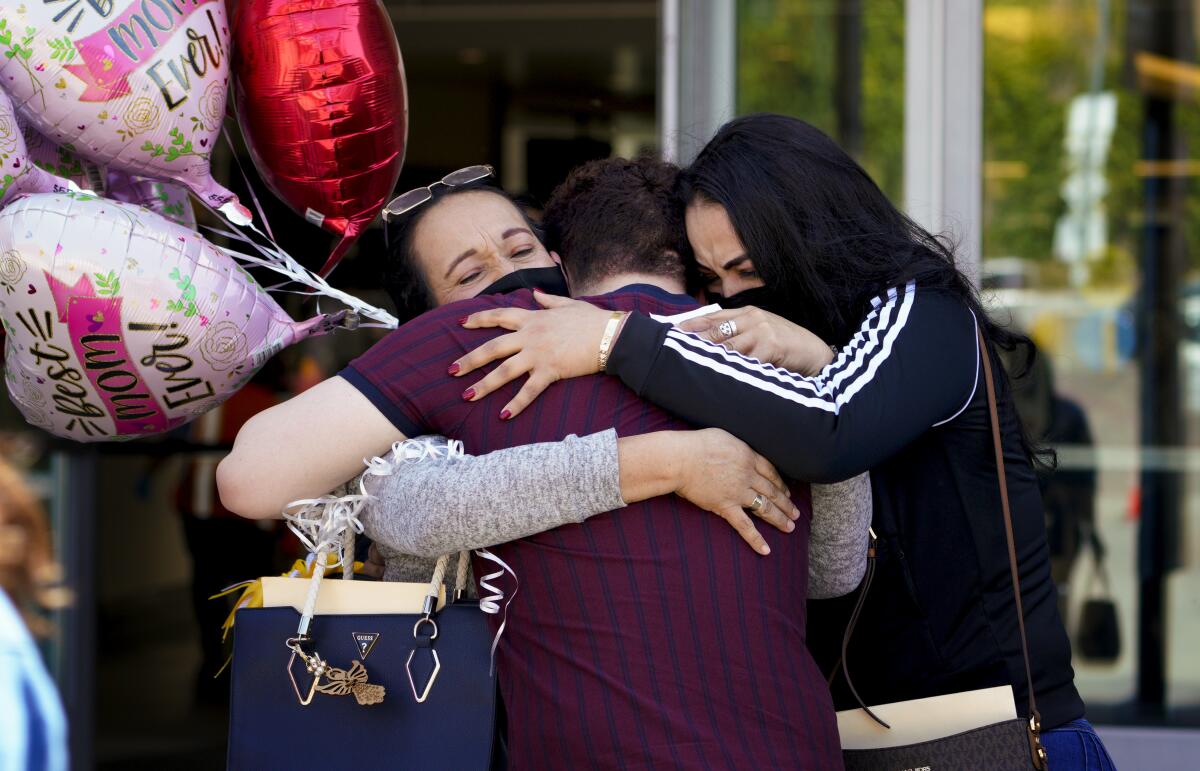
[287,638,386,706]
[315,660,387,705]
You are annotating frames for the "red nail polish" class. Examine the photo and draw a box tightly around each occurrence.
[500,409,512,420]
[462,388,475,401]
[458,316,469,325]
[447,362,460,375]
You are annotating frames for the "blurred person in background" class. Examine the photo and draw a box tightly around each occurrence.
[1003,345,1099,606]
[0,453,69,771]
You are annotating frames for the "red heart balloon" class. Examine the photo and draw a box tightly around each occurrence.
[233,0,408,277]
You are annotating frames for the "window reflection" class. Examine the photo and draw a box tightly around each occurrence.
[984,0,1200,722]
[738,0,1200,724]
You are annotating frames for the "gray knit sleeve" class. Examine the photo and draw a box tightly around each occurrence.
[360,430,625,560]
[807,473,873,599]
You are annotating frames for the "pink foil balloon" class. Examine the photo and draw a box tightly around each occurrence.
[0,192,345,441]
[0,88,75,207]
[18,115,105,192]
[233,0,407,276]
[17,115,196,226]
[0,1,251,223]
[106,169,197,229]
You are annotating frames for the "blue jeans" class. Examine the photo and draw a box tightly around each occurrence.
[1040,719,1118,770]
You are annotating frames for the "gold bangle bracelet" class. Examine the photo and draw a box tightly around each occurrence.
[597,311,627,372]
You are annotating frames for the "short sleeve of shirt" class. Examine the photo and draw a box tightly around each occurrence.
[338,301,488,438]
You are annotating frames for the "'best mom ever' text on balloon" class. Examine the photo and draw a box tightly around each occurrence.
[0,193,342,441]
[0,1,248,221]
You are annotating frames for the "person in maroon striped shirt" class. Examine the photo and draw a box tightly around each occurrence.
[223,159,844,769]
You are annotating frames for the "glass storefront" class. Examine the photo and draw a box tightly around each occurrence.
[981,0,1200,723]
[737,0,905,202]
[737,0,1200,726]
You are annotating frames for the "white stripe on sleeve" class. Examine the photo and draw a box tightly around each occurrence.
[659,282,917,415]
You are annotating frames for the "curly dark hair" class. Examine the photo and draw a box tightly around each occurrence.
[542,156,689,292]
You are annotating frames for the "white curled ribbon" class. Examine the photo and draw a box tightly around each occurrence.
[357,436,466,497]
[282,493,368,571]
[286,436,519,660]
[474,548,519,674]
[282,492,369,636]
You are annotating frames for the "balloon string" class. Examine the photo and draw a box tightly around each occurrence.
[221,242,398,329]
[196,200,398,329]
[221,123,277,244]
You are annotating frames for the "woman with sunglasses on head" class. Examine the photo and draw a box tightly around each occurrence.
[446,117,1115,769]
[222,164,872,604]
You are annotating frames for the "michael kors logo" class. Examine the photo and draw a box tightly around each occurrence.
[352,632,381,660]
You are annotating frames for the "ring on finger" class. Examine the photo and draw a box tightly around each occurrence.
[748,493,765,513]
[718,320,738,340]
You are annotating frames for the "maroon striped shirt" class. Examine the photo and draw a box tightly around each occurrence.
[342,285,841,770]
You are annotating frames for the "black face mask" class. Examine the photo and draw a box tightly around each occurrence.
[712,284,795,320]
[480,266,570,298]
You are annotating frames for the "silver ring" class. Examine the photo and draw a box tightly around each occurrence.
[748,493,765,513]
[718,320,737,339]
[413,616,440,640]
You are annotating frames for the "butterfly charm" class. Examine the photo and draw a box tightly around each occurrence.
[313,660,386,706]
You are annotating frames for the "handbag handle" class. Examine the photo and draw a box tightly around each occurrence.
[343,526,471,597]
[419,551,473,615]
[289,500,470,639]
[831,329,1047,770]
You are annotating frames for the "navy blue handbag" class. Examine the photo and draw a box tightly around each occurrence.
[227,552,498,770]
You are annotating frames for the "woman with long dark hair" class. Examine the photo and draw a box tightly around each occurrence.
[449,114,1116,769]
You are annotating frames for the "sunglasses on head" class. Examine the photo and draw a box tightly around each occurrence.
[382,164,496,223]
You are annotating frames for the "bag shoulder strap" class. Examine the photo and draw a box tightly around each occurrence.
[977,328,1048,769]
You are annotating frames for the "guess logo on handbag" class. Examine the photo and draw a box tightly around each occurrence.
[353,632,381,660]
